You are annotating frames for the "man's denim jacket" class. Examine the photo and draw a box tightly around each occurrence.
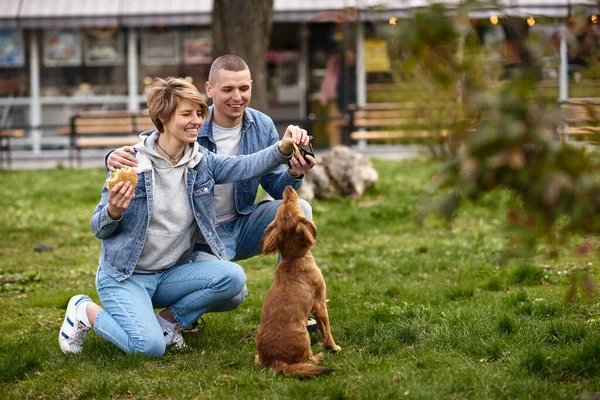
[91,140,289,282]
[198,106,302,215]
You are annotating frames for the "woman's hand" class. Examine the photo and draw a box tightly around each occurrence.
[106,181,135,219]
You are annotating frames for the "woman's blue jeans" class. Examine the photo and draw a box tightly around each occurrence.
[93,259,247,357]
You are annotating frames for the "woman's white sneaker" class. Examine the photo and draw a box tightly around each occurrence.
[58,295,92,354]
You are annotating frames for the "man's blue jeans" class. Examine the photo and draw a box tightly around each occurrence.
[194,198,313,262]
[93,260,247,357]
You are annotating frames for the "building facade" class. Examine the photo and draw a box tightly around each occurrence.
[0,0,597,151]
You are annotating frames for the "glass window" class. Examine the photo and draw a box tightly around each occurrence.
[139,27,212,95]
[40,29,127,97]
[0,29,28,98]
[83,28,124,67]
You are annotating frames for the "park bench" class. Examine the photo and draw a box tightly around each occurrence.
[557,97,600,141]
[56,110,155,165]
[348,102,457,147]
[0,128,25,169]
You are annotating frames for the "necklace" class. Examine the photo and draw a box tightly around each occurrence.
[156,140,185,166]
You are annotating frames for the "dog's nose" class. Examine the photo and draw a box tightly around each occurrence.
[283,186,296,200]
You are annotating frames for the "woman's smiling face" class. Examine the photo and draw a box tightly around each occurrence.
[162,100,205,143]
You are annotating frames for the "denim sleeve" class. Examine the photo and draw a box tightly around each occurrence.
[258,120,303,200]
[209,143,289,184]
[90,172,122,239]
[103,149,114,172]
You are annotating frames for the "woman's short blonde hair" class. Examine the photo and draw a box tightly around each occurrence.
[147,77,209,132]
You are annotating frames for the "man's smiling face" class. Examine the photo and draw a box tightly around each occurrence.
[205,68,252,128]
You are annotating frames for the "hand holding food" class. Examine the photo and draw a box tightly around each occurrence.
[106,167,138,190]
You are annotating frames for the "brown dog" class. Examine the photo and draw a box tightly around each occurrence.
[255,186,341,377]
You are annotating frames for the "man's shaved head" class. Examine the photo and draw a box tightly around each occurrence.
[208,54,250,84]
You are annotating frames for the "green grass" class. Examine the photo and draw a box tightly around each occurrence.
[1,159,600,399]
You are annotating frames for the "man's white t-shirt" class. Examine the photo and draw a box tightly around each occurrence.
[212,122,242,226]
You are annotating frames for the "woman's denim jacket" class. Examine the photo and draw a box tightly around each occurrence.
[90,139,289,282]
[198,106,302,214]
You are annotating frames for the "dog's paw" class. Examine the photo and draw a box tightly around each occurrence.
[325,344,341,353]
[311,352,325,363]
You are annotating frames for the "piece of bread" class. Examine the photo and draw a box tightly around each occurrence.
[106,167,138,190]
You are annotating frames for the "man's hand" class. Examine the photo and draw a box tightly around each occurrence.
[278,125,309,156]
[282,125,316,177]
[107,146,138,171]
[107,181,135,220]
[288,153,317,177]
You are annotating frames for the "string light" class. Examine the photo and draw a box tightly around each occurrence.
[527,16,535,26]
[592,15,598,24]
[389,17,397,25]
[490,15,499,25]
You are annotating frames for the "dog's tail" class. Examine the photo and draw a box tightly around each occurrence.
[271,360,334,377]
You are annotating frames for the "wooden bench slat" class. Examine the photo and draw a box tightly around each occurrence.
[136,123,156,131]
[57,124,156,136]
[76,118,134,127]
[558,127,600,135]
[562,97,600,105]
[75,110,150,118]
[351,102,453,111]
[354,110,416,119]
[354,118,413,127]
[564,117,600,123]
[75,137,141,148]
[0,129,25,138]
[354,118,456,128]
[351,130,449,140]
[71,126,136,135]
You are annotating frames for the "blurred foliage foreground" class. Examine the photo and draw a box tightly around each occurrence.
[392,4,600,300]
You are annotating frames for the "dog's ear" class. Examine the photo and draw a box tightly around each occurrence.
[261,220,281,254]
[295,218,317,249]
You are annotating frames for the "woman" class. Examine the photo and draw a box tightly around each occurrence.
[58,77,307,357]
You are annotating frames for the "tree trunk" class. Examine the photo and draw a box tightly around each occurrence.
[212,0,274,113]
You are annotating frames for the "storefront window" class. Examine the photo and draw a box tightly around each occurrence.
[43,28,82,67]
[139,27,211,95]
[40,29,127,97]
[0,29,28,98]
[83,28,124,67]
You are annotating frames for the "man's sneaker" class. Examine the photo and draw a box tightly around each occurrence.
[59,295,92,354]
[162,324,186,349]
[307,318,318,333]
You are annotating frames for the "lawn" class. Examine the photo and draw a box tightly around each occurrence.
[1,159,599,399]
